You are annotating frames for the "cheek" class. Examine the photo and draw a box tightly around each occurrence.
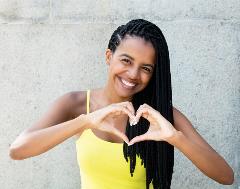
[141,74,152,83]
[110,62,125,75]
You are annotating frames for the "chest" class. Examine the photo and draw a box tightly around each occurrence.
[76,129,147,184]
[73,93,130,143]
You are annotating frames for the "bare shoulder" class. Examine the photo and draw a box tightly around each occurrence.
[69,90,88,139]
[172,105,194,132]
[68,90,87,119]
[49,90,87,140]
[18,91,86,137]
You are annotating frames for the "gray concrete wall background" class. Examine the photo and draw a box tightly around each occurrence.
[0,0,239,189]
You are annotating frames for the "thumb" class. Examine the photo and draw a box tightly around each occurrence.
[111,128,130,144]
[128,134,149,146]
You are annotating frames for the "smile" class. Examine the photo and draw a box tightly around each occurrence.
[118,77,137,89]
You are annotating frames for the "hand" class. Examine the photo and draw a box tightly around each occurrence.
[128,103,177,145]
[85,101,136,144]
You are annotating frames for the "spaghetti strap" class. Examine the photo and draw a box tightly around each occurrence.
[86,89,90,114]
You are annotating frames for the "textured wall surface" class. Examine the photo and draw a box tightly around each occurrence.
[0,1,239,189]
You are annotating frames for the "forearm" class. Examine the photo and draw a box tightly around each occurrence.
[9,114,88,160]
[168,131,234,185]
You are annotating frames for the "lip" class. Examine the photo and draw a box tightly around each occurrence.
[118,76,137,89]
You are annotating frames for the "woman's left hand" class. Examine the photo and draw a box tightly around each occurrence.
[128,103,178,146]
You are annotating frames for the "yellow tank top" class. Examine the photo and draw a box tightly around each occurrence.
[75,89,154,189]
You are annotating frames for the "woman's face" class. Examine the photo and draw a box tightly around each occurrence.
[106,35,156,98]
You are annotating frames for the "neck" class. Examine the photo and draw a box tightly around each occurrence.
[101,83,133,105]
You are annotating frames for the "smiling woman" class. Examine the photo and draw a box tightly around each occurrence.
[105,35,156,99]
[102,19,176,188]
[9,18,234,189]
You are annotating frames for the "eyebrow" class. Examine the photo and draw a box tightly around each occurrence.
[119,53,154,68]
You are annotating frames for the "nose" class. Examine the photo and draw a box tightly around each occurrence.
[128,66,140,80]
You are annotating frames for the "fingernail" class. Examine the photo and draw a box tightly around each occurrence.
[132,119,138,125]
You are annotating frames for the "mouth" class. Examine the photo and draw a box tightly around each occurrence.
[118,76,137,90]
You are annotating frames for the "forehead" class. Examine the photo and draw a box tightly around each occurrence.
[115,36,156,64]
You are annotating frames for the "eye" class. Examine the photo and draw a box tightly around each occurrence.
[143,67,152,73]
[121,59,131,64]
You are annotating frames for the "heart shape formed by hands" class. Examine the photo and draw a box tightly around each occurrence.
[86,101,176,145]
[128,103,177,145]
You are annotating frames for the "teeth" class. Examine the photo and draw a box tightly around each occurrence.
[121,78,136,87]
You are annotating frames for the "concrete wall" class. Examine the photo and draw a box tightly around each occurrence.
[1,1,239,188]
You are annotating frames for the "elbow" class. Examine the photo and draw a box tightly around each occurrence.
[221,176,234,185]
[9,135,32,160]
[9,148,23,160]
[9,143,27,160]
[224,170,234,185]
[218,168,235,185]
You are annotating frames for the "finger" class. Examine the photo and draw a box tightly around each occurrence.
[112,128,130,144]
[135,106,151,123]
[135,104,159,124]
[125,101,136,125]
[128,134,149,146]
[118,101,136,125]
[115,105,136,121]
[129,104,143,126]
[141,103,165,122]
[125,101,136,116]
[117,101,135,115]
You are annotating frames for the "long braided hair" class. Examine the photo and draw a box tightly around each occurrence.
[107,19,174,189]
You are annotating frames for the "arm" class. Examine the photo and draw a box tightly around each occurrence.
[168,107,234,185]
[9,92,88,160]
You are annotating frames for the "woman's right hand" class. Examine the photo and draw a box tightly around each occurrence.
[84,101,136,144]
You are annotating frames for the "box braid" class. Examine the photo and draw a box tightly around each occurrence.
[107,19,174,189]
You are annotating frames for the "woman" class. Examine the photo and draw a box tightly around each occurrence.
[9,19,234,189]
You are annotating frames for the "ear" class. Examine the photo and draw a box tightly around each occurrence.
[105,49,113,65]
